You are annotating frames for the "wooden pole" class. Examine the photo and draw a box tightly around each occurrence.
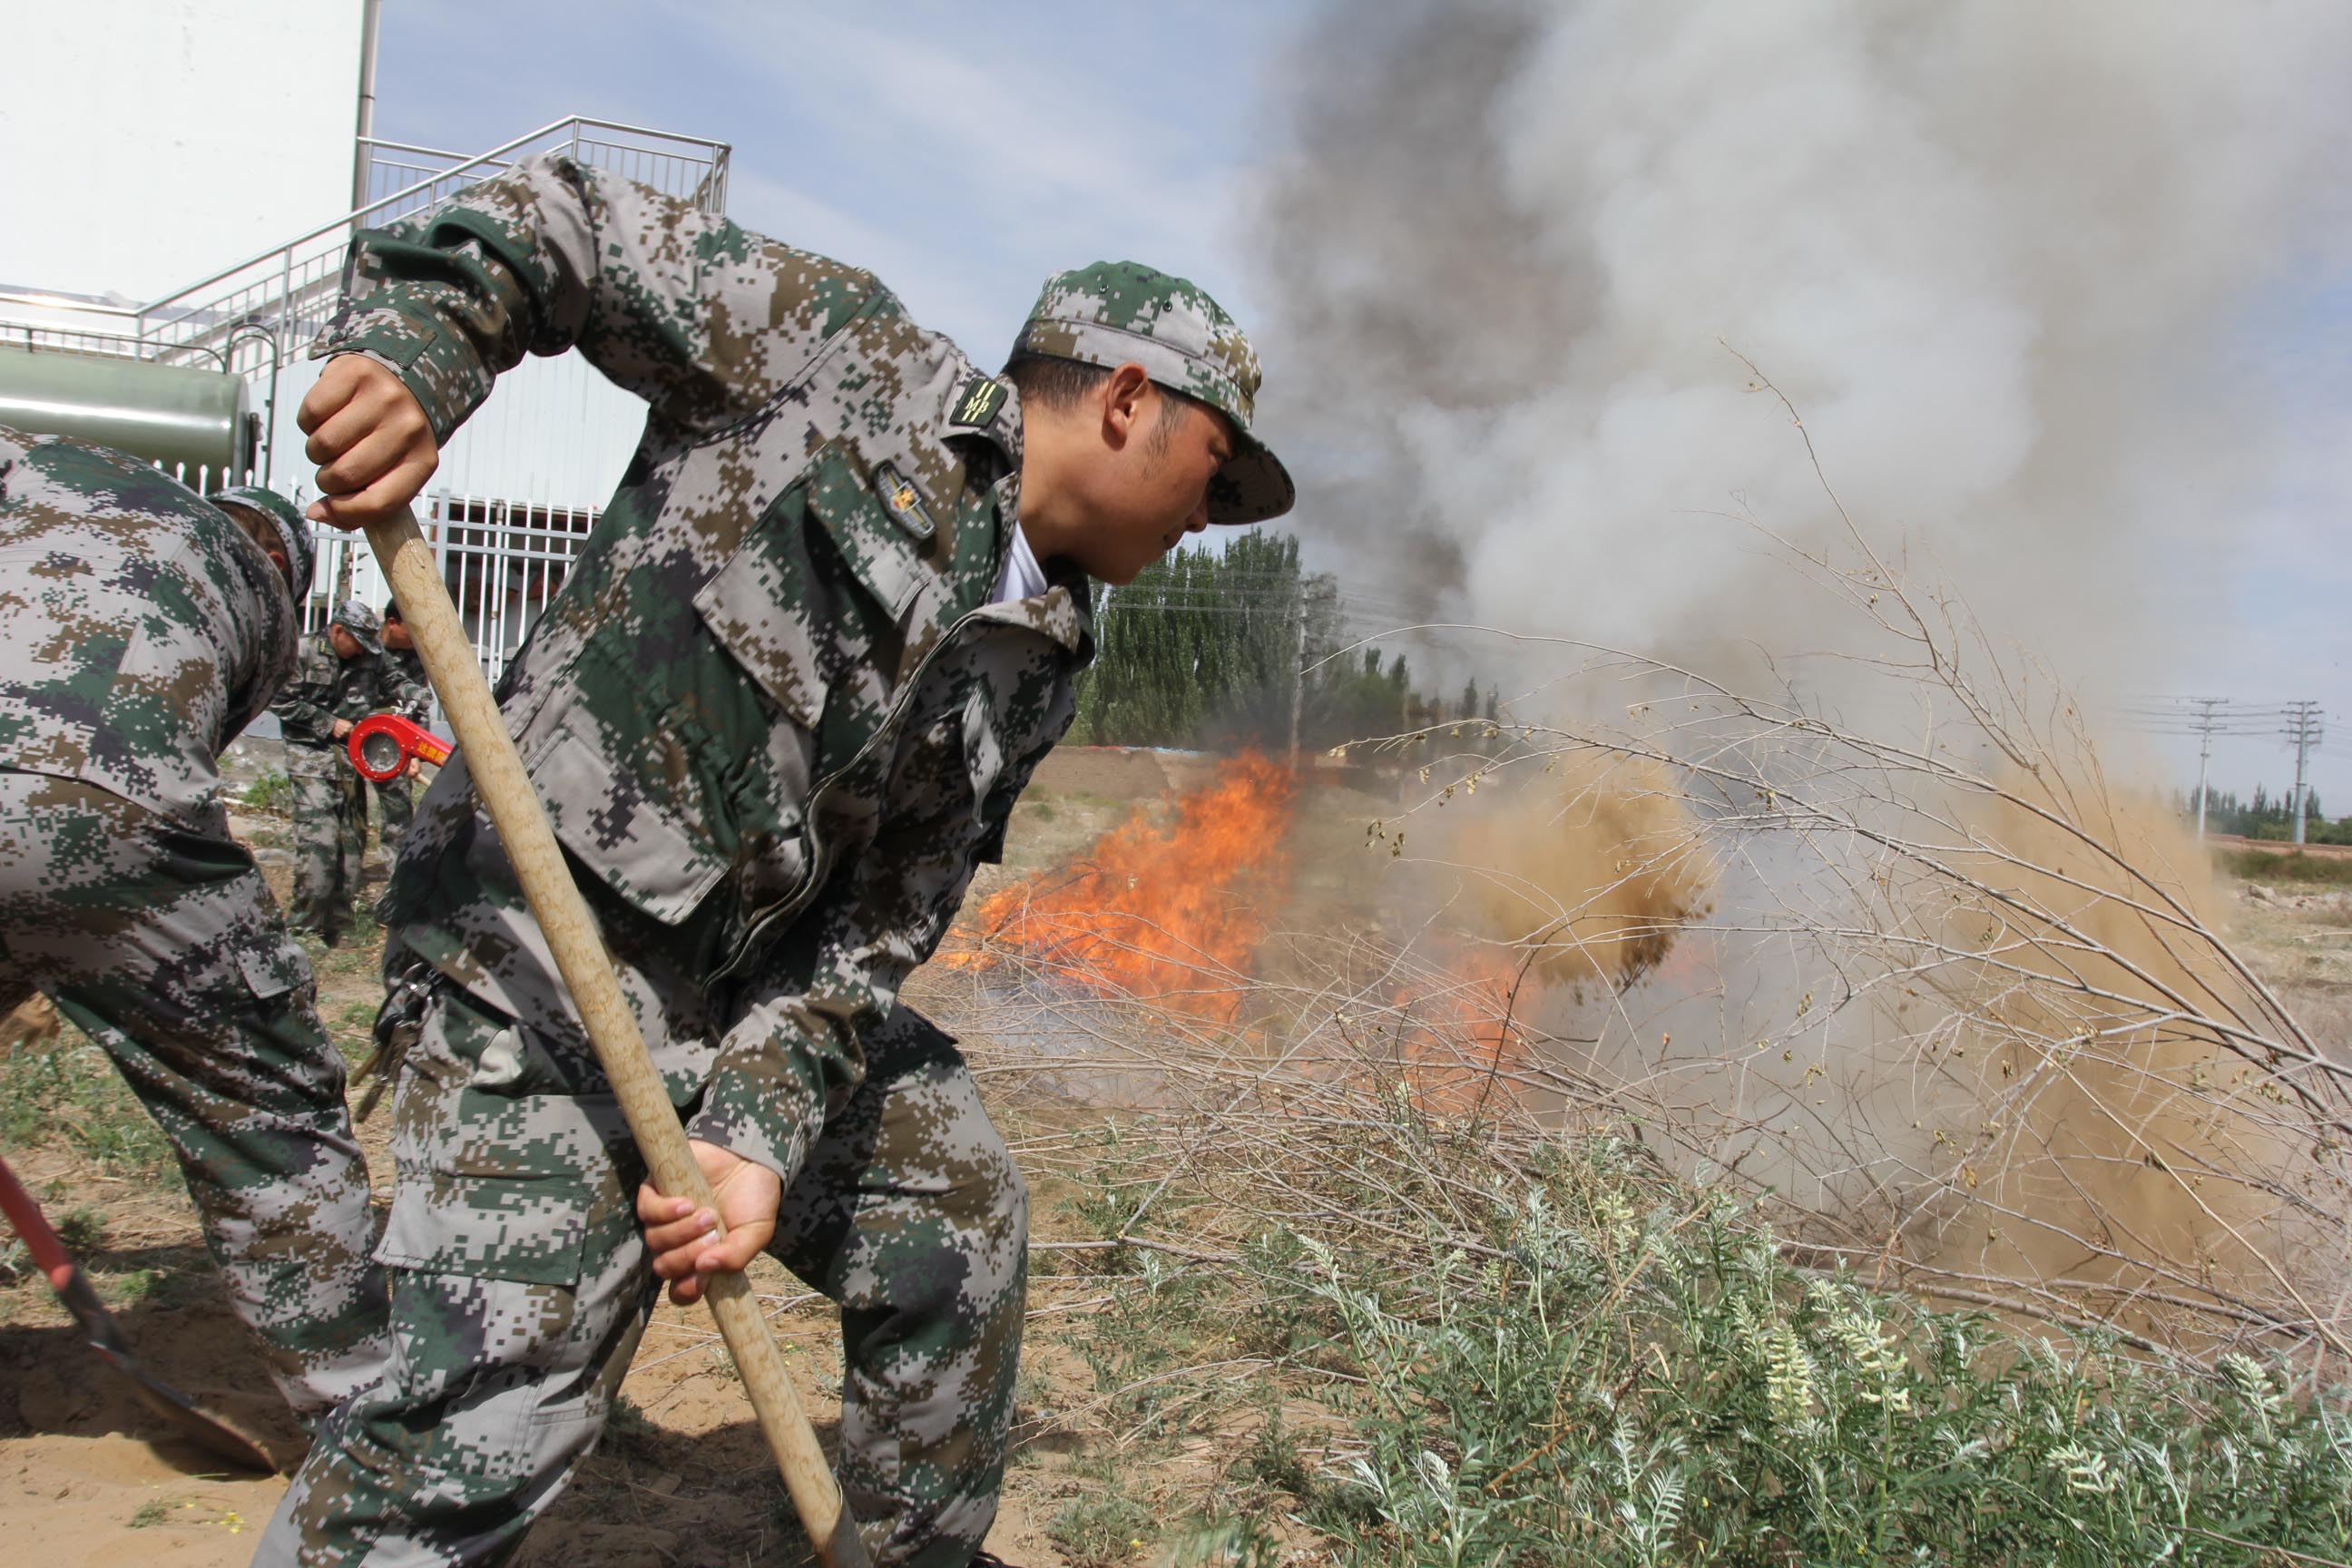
[363,507,868,1568]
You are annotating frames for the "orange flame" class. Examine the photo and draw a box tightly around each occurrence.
[954,751,1298,1021]
[1395,946,1534,1117]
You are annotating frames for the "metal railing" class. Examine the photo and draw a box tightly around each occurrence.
[0,116,727,485]
[3,116,709,680]
[134,116,727,480]
[354,121,730,224]
[299,491,598,685]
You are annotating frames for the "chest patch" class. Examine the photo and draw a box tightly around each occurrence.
[874,462,936,543]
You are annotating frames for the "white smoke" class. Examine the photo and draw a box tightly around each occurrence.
[1255,0,2352,702]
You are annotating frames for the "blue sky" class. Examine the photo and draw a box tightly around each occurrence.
[375,2,2346,808]
[374,0,1308,362]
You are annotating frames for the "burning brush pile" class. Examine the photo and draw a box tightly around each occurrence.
[946,750,1299,1024]
[942,746,1716,1113]
[927,589,2352,1386]
[924,701,2352,1564]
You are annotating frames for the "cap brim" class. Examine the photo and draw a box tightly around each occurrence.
[1206,431,1295,525]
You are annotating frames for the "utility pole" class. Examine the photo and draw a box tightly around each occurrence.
[1287,606,1306,761]
[2285,701,2324,847]
[2189,697,2222,840]
[2115,694,2298,842]
[351,0,383,219]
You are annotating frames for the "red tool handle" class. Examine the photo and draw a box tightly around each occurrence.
[0,1152,77,1295]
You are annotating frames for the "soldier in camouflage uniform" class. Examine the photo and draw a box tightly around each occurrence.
[0,426,390,1418]
[263,152,1290,1568]
[369,603,427,854]
[274,600,426,946]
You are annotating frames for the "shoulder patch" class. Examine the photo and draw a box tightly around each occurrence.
[947,375,1007,430]
[874,462,936,543]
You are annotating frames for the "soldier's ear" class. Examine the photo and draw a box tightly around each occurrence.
[1099,362,1152,450]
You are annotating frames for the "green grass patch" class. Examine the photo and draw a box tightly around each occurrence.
[0,1029,171,1174]
[238,770,292,815]
[53,1205,107,1253]
[328,1000,379,1067]
[2223,848,2352,886]
[98,1267,157,1307]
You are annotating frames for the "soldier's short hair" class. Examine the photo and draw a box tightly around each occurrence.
[1003,351,1203,455]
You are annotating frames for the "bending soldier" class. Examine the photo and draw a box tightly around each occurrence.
[273,599,425,945]
[268,152,1291,1567]
[0,426,390,1419]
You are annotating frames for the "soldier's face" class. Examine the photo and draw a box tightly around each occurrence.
[328,625,364,660]
[1071,392,1231,585]
[383,620,413,652]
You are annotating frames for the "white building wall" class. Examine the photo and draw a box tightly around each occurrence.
[0,1,365,301]
[426,354,648,513]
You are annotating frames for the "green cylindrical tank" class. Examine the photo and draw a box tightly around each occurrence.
[0,343,253,482]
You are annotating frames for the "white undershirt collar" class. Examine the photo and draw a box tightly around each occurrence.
[989,523,1048,603]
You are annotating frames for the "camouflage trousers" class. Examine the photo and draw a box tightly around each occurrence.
[0,769,389,1416]
[261,982,1027,1568]
[287,746,367,943]
[370,772,413,857]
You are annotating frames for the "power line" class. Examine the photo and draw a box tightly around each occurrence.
[2107,695,2332,841]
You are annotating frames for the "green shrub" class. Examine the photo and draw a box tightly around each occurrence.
[239,769,292,814]
[1249,1133,2351,1567]
[53,1205,107,1253]
[1049,1461,1158,1567]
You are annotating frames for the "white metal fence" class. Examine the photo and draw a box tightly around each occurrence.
[303,492,599,686]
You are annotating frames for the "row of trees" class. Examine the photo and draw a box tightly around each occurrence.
[2186,785,2352,845]
[1067,534,1491,750]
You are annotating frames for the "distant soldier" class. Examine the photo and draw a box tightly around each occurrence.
[273,599,424,945]
[370,601,428,854]
[0,425,389,1418]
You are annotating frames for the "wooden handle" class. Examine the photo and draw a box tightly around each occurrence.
[363,507,868,1568]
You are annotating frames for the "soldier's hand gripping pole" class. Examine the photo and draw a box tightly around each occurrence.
[362,507,871,1568]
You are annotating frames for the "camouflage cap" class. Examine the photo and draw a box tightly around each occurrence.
[1014,261,1294,525]
[329,598,382,652]
[212,485,314,598]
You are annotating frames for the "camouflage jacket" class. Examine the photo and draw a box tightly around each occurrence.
[315,153,1093,1179]
[274,637,428,755]
[0,425,297,836]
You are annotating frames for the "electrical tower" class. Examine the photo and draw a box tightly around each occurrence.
[2284,700,2325,847]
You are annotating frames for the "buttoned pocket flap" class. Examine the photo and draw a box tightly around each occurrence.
[694,497,831,731]
[535,728,731,925]
[234,939,309,1001]
[804,449,926,623]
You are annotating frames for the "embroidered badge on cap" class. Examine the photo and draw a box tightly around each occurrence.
[875,462,936,542]
[947,375,1007,430]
